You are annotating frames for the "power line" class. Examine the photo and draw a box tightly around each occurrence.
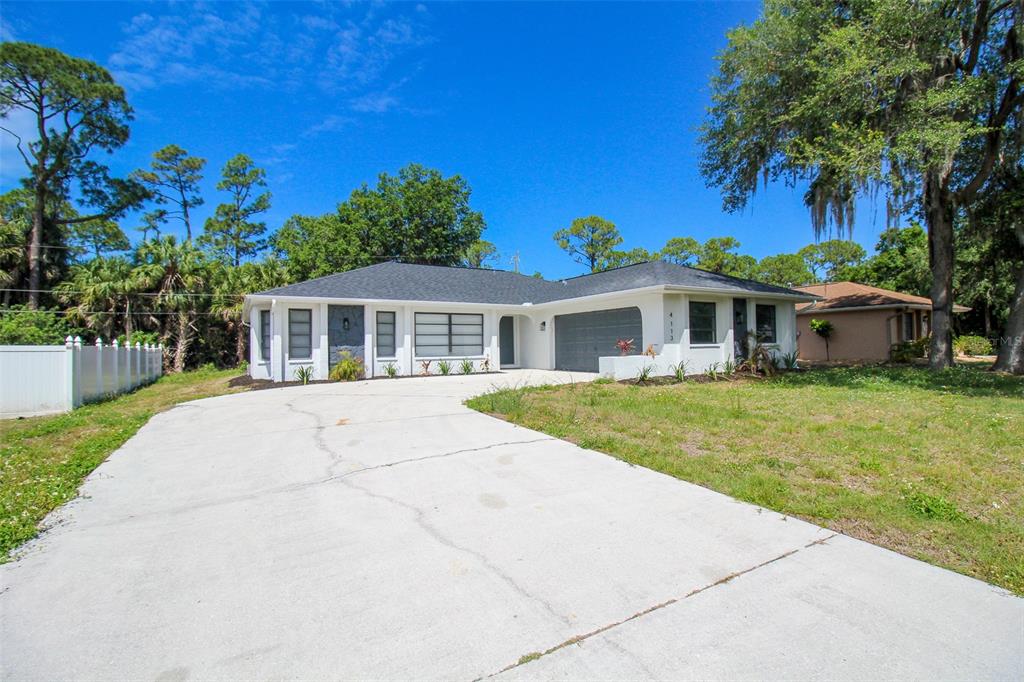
[0,307,235,317]
[0,288,243,298]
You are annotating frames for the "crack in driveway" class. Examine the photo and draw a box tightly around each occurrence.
[480,533,840,680]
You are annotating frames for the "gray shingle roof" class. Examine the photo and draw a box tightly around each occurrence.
[252,261,811,304]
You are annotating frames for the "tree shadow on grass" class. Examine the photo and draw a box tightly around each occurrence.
[770,365,1024,399]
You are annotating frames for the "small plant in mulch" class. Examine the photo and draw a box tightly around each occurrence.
[459,358,475,375]
[329,351,365,382]
[419,359,433,376]
[383,362,399,378]
[294,365,314,385]
[437,359,453,375]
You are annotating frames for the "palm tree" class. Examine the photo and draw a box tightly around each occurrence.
[134,236,208,372]
[56,257,135,341]
[210,257,289,366]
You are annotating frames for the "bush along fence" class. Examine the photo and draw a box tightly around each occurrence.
[0,337,164,419]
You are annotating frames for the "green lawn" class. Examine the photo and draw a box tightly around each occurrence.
[467,366,1024,594]
[0,367,246,559]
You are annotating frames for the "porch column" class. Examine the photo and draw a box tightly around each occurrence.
[318,303,329,380]
[363,303,374,379]
[487,311,499,370]
[403,307,414,375]
[248,304,261,377]
[271,299,284,382]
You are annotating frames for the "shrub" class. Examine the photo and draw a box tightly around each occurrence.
[809,318,834,360]
[383,362,398,378]
[635,364,655,385]
[780,351,799,369]
[459,358,474,374]
[329,351,365,381]
[294,365,314,385]
[891,336,929,363]
[0,306,79,345]
[672,360,689,383]
[954,335,992,356]
[437,359,453,375]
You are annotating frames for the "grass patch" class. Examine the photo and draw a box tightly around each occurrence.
[467,366,1024,594]
[0,366,245,559]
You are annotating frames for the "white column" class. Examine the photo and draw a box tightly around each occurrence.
[403,306,414,375]
[111,339,120,394]
[248,305,261,377]
[487,311,499,371]
[363,304,374,379]
[134,342,142,387]
[318,303,329,380]
[65,336,77,410]
[271,299,284,382]
[95,337,104,396]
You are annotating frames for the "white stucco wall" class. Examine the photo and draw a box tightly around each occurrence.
[247,289,802,383]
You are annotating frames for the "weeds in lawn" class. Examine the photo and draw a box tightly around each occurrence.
[903,487,966,522]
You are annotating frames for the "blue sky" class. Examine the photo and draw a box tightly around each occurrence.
[1,1,889,280]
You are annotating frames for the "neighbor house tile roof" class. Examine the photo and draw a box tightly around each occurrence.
[794,282,970,313]
[252,260,813,305]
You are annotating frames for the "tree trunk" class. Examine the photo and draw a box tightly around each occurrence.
[125,299,134,341]
[27,183,45,309]
[173,312,193,373]
[236,321,247,367]
[925,169,956,370]
[993,226,1024,374]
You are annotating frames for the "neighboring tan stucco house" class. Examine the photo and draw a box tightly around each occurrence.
[794,282,970,362]
[244,260,815,382]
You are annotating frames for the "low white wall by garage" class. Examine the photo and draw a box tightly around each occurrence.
[1,338,164,419]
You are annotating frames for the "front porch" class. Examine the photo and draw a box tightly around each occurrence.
[248,300,536,382]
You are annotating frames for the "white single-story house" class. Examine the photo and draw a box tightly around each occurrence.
[243,260,817,382]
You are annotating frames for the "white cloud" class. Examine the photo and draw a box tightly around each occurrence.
[303,114,354,137]
[108,2,431,97]
[350,91,399,113]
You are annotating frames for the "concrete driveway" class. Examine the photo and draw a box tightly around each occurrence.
[2,369,1021,680]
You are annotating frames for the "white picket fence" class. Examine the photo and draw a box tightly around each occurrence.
[0,337,164,419]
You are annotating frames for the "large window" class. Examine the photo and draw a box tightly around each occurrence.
[755,304,777,343]
[376,311,396,357]
[288,308,312,360]
[415,312,483,357]
[260,310,271,361]
[689,301,717,344]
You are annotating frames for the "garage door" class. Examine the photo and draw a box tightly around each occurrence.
[555,307,643,371]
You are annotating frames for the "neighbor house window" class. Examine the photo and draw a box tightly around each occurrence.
[288,309,312,360]
[260,310,271,361]
[903,312,916,340]
[376,311,396,357]
[689,301,716,344]
[755,304,777,343]
[415,312,483,356]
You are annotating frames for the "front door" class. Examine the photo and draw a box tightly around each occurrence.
[499,316,515,366]
[328,305,365,369]
[733,298,748,359]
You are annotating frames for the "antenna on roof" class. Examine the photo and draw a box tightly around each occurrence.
[510,251,520,273]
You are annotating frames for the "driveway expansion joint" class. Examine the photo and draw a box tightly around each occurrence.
[480,533,841,680]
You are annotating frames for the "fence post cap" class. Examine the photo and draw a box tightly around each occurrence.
[135,341,142,349]
[112,339,120,348]
[65,335,73,347]
[74,335,82,348]
[96,337,103,347]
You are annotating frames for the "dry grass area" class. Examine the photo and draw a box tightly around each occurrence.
[0,367,246,559]
[468,366,1024,594]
